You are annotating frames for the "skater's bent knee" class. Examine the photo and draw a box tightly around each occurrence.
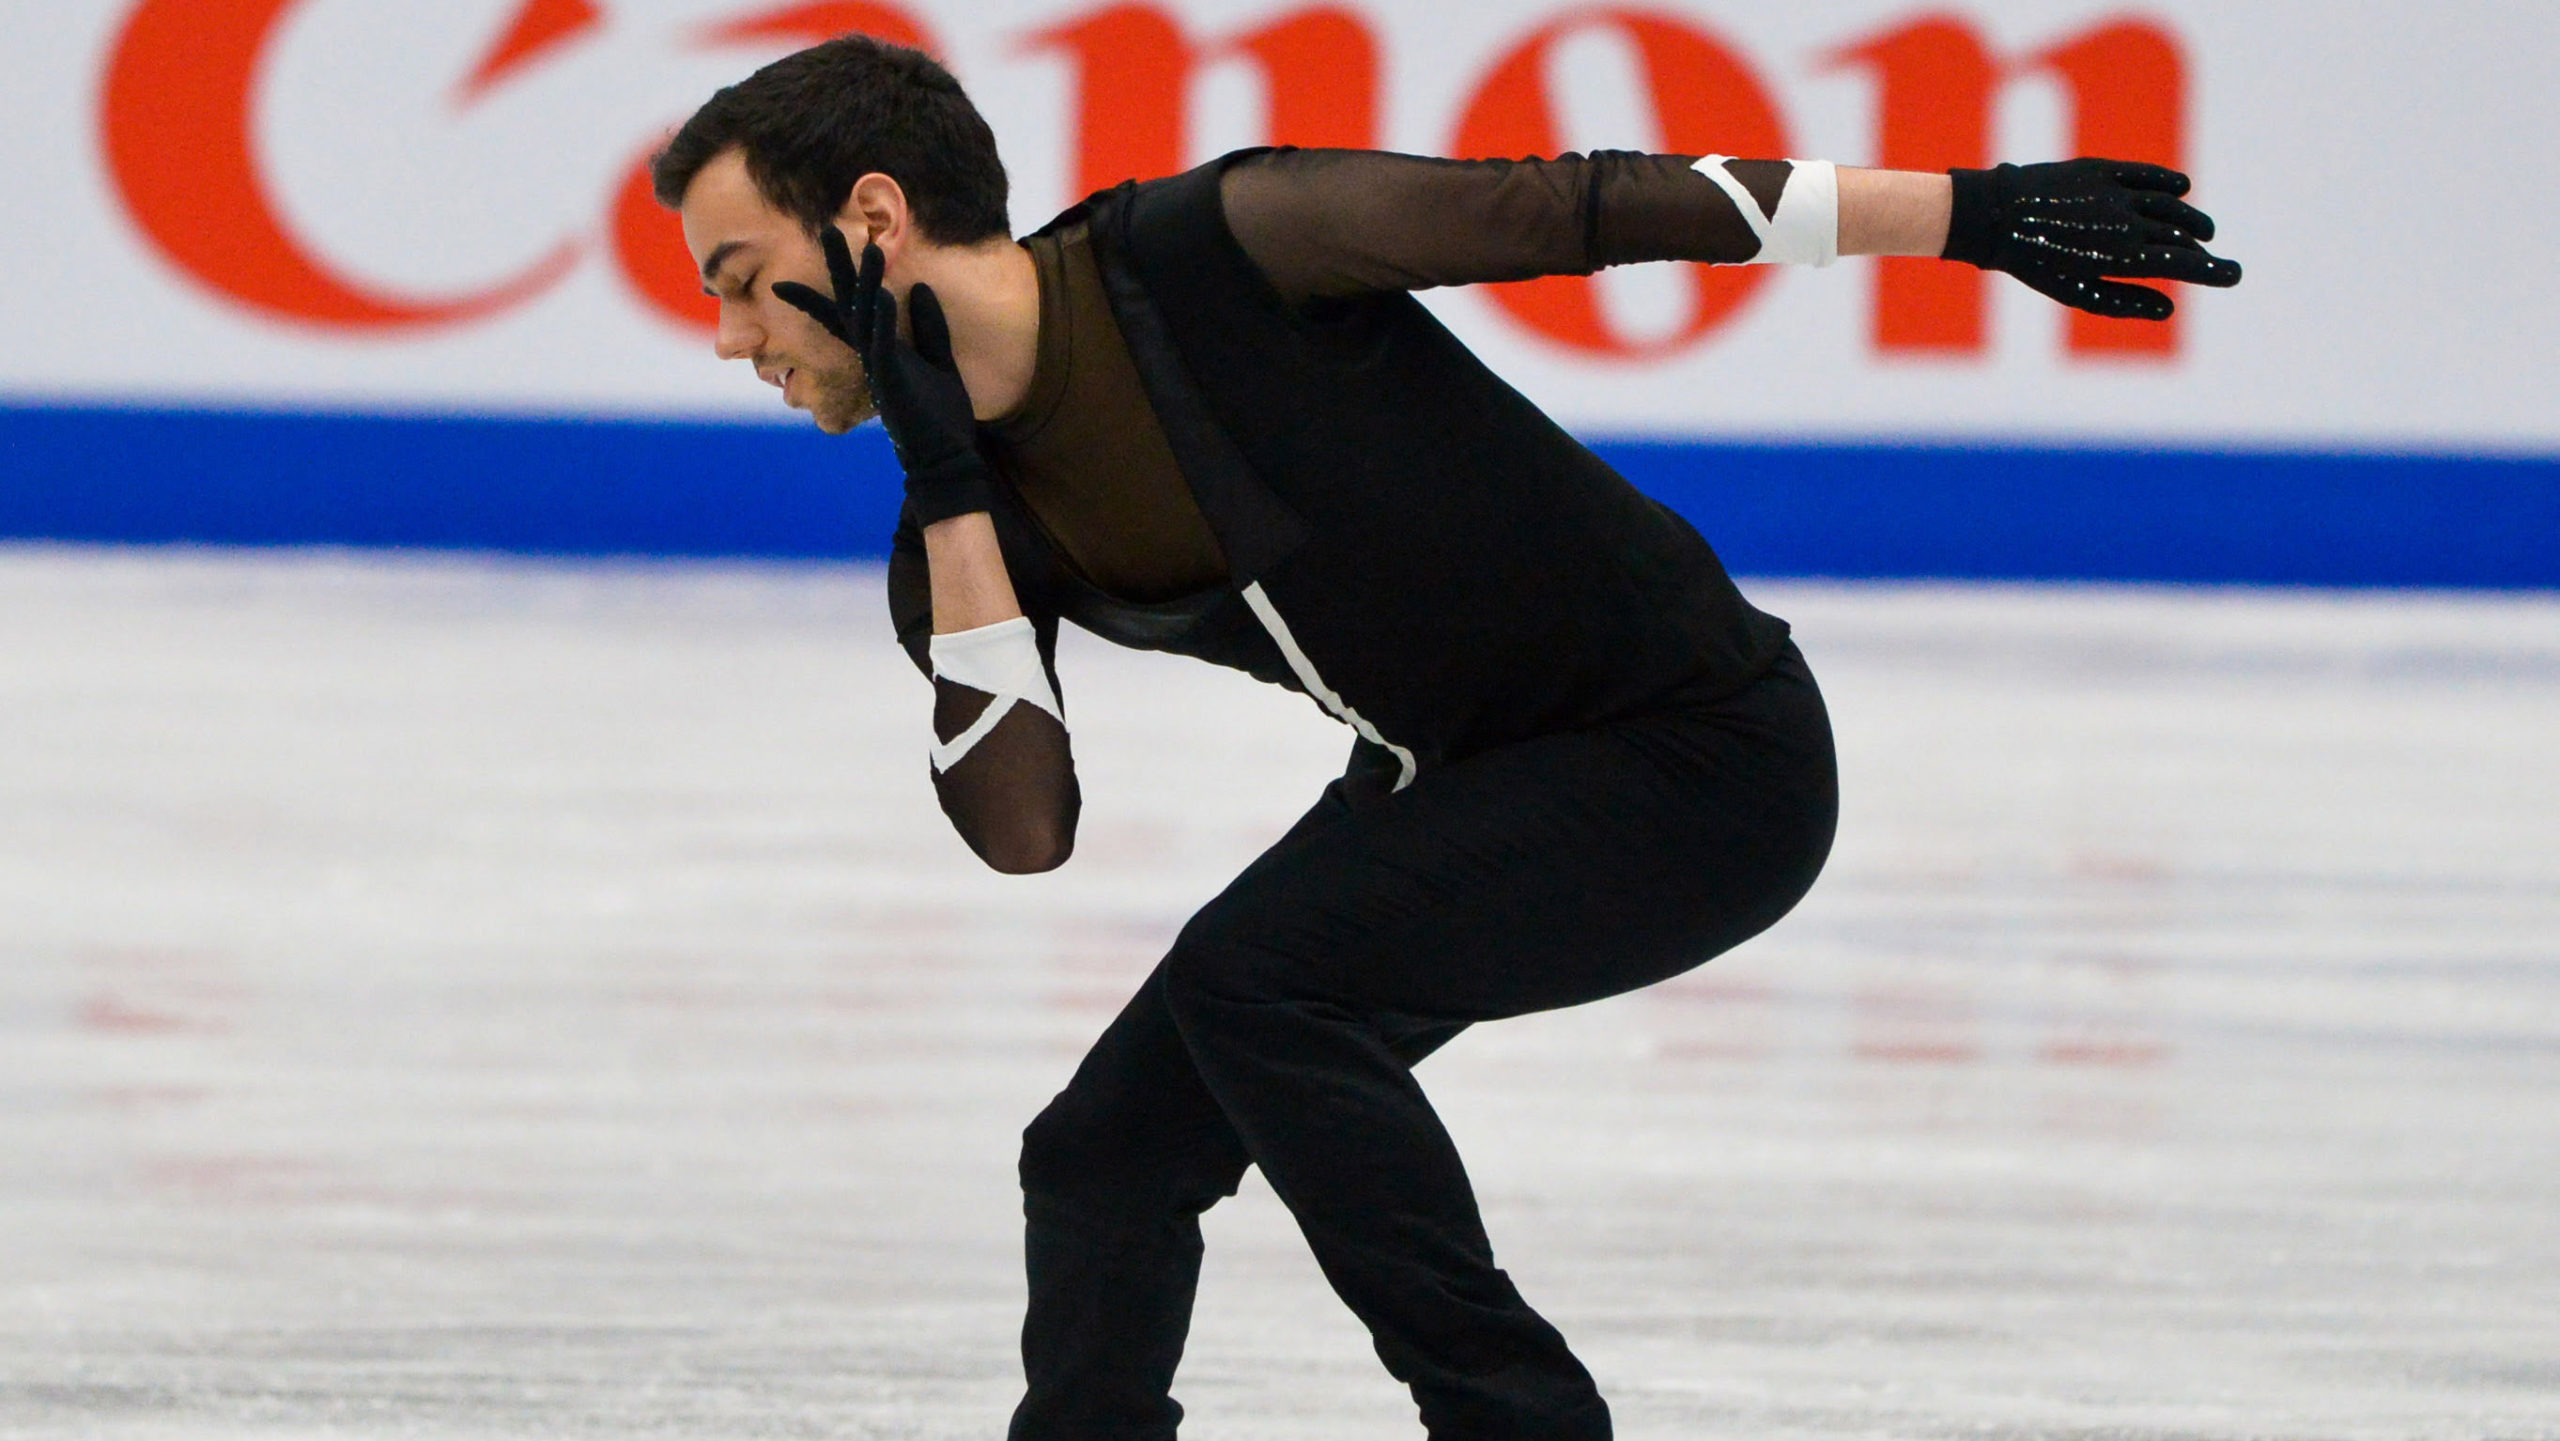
[1018,1092,1112,1200]
[1159,905,1328,1019]
[1017,1088,1247,1216]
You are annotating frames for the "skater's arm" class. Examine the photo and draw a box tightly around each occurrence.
[1220,149,2238,316]
[1838,168,1954,258]
[889,512,1082,875]
[783,226,1078,877]
[1219,148,1868,298]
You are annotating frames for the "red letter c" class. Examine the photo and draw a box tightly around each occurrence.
[102,0,576,330]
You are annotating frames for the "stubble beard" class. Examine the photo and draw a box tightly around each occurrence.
[805,360,877,436]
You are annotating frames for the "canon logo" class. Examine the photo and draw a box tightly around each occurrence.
[101,1,2188,361]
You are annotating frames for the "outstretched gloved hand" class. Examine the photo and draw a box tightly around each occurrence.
[1942,159,2243,320]
[775,229,995,526]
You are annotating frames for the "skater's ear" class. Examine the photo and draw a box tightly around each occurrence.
[838,173,916,271]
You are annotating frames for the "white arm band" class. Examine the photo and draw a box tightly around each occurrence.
[1691,157,1839,268]
[927,616,1063,774]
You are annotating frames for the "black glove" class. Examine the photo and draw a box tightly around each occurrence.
[1943,158,2242,321]
[775,229,994,526]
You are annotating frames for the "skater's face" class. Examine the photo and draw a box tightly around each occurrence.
[678,149,875,435]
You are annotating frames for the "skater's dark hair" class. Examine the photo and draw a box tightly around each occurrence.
[652,33,1010,244]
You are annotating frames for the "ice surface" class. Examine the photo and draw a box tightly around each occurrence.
[1,548,2555,1440]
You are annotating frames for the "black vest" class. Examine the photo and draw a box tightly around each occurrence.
[919,151,1790,784]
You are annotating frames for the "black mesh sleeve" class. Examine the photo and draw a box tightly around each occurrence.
[1219,148,1803,301]
[930,681,1080,874]
[887,504,1082,874]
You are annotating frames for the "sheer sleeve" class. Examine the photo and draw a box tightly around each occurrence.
[1219,147,1817,301]
[887,508,1082,875]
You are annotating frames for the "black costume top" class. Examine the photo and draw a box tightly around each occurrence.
[889,148,1813,869]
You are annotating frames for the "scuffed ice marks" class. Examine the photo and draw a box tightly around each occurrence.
[0,554,2554,1440]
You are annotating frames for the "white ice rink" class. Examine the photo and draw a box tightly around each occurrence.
[3,548,2555,1440]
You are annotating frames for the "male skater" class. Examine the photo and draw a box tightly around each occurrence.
[655,34,2238,1440]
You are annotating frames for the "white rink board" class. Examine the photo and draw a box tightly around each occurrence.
[3,0,2558,451]
[1,550,2556,1438]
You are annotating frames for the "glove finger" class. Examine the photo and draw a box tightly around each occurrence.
[907,283,957,371]
[2107,161,2191,196]
[2122,245,2244,287]
[2137,216,2207,251]
[851,239,886,344]
[2084,279,2175,320]
[771,281,850,346]
[2027,270,2174,320]
[2132,190,2216,242]
[817,225,860,302]
[865,283,901,371]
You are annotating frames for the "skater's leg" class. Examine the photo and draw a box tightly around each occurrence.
[1159,650,1837,1440]
[1010,967,1246,1441]
[1010,916,1464,1440]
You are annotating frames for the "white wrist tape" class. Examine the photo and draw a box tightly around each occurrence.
[1692,157,1839,268]
[927,616,1062,773]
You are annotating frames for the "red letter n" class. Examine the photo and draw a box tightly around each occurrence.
[1832,15,2189,360]
[1027,4,1380,199]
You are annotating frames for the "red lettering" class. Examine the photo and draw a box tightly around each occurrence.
[105,2,2199,367]
[698,2,930,49]
[2040,22,2187,358]
[1452,10,1787,360]
[1026,4,1380,199]
[612,148,716,332]
[1830,17,1994,354]
[102,0,577,330]
[458,0,603,103]
[1832,15,2189,360]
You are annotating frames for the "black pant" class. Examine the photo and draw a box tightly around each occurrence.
[1008,644,1838,1440]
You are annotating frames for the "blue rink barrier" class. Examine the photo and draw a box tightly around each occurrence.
[3,401,2555,588]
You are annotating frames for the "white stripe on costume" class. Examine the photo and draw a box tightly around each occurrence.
[1240,582,1419,793]
[1691,157,1840,268]
[927,616,1062,774]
